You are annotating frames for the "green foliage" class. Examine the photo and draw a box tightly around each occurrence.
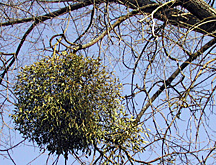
[12,53,146,159]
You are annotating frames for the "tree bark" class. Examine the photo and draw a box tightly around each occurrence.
[181,0,216,20]
[2,0,216,35]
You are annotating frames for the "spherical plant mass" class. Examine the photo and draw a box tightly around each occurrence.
[12,53,125,157]
[12,52,146,159]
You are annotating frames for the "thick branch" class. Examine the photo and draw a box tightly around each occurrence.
[181,0,216,20]
[124,0,216,35]
[178,0,216,34]
[0,0,96,26]
[1,0,216,36]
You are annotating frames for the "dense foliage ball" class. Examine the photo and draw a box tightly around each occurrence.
[12,53,122,158]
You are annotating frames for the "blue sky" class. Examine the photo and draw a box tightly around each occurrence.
[1,0,216,164]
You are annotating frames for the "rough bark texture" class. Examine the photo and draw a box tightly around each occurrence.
[132,0,216,35]
[181,0,216,19]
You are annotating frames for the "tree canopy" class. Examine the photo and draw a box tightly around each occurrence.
[1,0,216,164]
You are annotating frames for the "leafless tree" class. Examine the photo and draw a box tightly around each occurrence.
[1,0,216,164]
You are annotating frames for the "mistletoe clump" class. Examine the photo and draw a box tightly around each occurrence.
[12,53,123,158]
